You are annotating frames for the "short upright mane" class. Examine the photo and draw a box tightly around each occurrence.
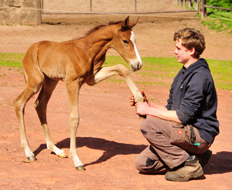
[73,20,125,40]
[109,21,123,25]
[85,24,106,36]
[85,20,124,37]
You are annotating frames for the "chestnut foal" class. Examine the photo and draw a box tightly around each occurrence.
[14,16,144,171]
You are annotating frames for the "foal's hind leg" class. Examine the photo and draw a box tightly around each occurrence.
[34,76,67,158]
[14,71,44,162]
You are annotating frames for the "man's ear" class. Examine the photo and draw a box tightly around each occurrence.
[189,47,196,57]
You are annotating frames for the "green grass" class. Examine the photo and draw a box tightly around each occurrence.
[206,58,232,89]
[180,0,232,34]
[198,0,232,34]
[104,56,232,90]
[200,11,232,34]
[0,53,231,90]
[0,53,23,67]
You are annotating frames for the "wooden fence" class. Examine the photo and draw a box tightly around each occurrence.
[201,0,232,18]
[173,0,199,11]
[174,0,232,18]
[42,0,198,14]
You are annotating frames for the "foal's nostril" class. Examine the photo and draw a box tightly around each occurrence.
[137,62,142,70]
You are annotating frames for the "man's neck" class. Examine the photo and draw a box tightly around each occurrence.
[183,57,199,69]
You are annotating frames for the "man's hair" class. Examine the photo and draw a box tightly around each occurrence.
[173,28,205,59]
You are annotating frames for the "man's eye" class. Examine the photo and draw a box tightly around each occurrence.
[123,40,129,44]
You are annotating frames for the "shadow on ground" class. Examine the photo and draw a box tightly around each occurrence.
[204,151,232,174]
[33,138,232,174]
[33,137,147,167]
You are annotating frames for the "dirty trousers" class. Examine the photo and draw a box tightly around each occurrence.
[135,117,210,174]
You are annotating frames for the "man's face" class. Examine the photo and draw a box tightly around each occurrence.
[174,39,192,65]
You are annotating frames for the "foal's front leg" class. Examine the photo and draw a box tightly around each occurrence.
[66,80,85,171]
[87,64,144,103]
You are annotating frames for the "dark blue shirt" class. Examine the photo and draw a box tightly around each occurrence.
[166,58,219,143]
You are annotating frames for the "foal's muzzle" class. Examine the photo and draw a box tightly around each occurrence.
[130,59,142,71]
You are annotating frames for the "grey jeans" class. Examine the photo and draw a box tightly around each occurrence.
[135,117,210,174]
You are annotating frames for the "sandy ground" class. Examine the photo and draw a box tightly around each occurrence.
[0,0,232,189]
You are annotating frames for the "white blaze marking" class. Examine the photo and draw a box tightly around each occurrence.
[130,31,142,64]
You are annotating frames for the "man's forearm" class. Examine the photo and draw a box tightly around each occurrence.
[146,107,181,123]
[147,101,168,111]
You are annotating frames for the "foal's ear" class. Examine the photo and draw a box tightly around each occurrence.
[121,16,130,31]
[129,17,139,29]
[121,16,139,31]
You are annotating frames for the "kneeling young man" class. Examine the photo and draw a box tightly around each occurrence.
[131,28,219,182]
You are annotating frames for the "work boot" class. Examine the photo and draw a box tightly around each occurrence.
[197,149,212,168]
[165,155,204,182]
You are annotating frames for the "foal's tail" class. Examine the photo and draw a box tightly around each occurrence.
[22,42,44,85]
[14,42,45,111]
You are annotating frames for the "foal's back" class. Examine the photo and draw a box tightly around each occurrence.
[23,39,90,81]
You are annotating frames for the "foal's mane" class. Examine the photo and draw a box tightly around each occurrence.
[85,24,107,36]
[74,20,124,40]
[85,20,124,36]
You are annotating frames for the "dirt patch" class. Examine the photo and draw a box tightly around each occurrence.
[0,0,232,189]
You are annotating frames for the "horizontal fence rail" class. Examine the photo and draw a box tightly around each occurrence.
[41,0,199,14]
[202,0,232,18]
[204,5,232,12]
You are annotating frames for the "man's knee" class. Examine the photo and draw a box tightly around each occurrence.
[141,118,153,135]
[135,154,168,174]
[135,146,153,173]
[135,154,154,173]
[135,154,144,172]
[140,118,162,140]
[141,118,170,138]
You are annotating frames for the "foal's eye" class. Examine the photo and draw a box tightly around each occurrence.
[123,40,129,44]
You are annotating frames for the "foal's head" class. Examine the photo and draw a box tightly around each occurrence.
[111,16,142,72]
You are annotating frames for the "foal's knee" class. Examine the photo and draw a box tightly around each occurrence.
[117,64,130,77]
[69,115,80,127]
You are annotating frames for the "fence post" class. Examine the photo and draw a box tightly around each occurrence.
[201,0,206,18]
[90,0,92,13]
[189,0,192,8]
[36,0,42,25]
[180,0,182,6]
[135,0,137,13]
[195,0,199,11]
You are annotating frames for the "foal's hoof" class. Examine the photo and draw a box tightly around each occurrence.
[58,152,67,158]
[76,165,85,171]
[23,156,36,163]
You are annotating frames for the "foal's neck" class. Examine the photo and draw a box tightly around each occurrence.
[86,25,115,58]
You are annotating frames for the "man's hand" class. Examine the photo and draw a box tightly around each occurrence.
[135,101,150,116]
[130,90,148,106]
